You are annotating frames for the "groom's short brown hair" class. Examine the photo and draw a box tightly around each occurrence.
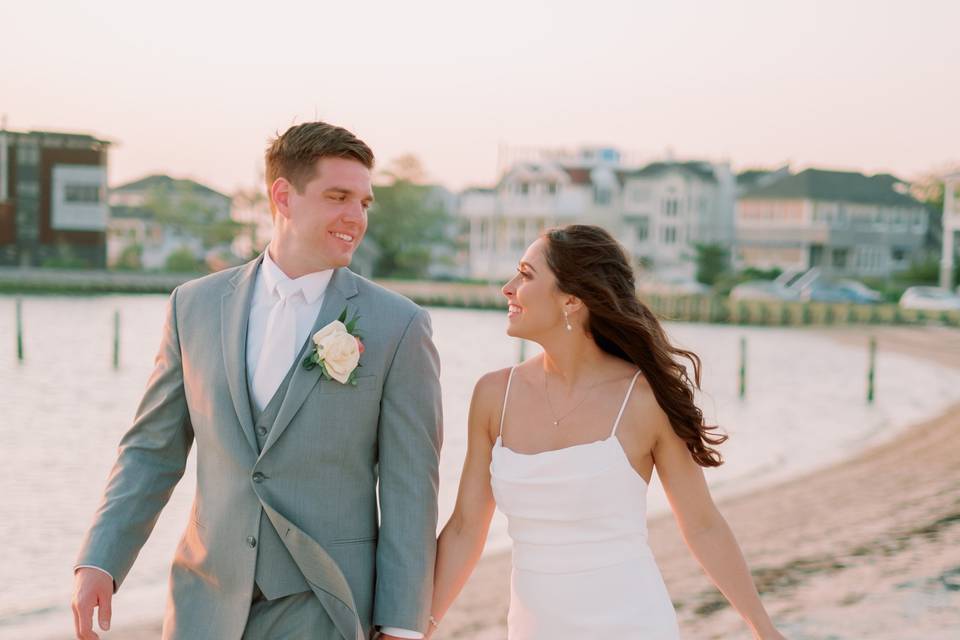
[264,121,375,214]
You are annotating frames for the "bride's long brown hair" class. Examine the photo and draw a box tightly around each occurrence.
[543,224,726,467]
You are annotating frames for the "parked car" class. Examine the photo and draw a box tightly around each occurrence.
[805,279,883,304]
[729,280,801,302]
[899,286,960,311]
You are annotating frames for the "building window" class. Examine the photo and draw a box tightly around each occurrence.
[663,226,677,244]
[594,187,611,205]
[65,184,101,203]
[635,217,649,241]
[519,183,529,196]
[832,248,849,268]
[632,187,651,203]
[17,180,39,197]
[662,198,679,216]
[511,220,525,251]
[891,247,908,262]
[479,219,489,250]
[17,144,40,166]
[547,183,557,195]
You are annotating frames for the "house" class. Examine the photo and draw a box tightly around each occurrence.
[459,147,735,283]
[736,168,929,278]
[459,147,628,280]
[108,174,232,270]
[0,128,111,267]
[620,161,736,281]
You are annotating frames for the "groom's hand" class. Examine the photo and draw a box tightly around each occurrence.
[72,568,113,639]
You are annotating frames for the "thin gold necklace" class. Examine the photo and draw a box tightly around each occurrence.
[542,370,617,427]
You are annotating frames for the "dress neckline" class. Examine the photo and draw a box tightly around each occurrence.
[493,434,649,486]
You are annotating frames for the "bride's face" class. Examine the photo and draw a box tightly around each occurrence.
[501,238,567,339]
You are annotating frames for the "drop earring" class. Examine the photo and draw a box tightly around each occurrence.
[564,310,572,331]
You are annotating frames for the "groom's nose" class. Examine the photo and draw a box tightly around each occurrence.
[342,201,365,222]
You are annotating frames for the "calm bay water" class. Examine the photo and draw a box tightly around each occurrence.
[2,293,958,639]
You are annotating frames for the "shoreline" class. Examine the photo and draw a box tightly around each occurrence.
[45,326,960,639]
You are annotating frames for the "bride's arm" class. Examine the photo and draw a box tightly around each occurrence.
[426,372,502,637]
[652,409,785,640]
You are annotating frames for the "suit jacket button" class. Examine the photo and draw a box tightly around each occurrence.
[252,472,266,483]
[256,426,268,437]
[246,536,257,548]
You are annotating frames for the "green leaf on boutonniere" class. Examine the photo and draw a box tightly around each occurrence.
[302,349,323,371]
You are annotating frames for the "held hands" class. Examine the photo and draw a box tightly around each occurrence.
[71,568,114,639]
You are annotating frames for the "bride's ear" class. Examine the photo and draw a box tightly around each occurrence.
[562,295,585,317]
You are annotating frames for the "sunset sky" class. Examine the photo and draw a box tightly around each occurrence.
[4,0,958,194]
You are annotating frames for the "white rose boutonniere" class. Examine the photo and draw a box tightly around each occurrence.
[302,308,365,385]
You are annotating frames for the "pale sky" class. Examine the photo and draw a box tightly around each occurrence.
[4,0,958,195]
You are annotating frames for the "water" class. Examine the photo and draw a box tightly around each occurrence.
[2,294,958,639]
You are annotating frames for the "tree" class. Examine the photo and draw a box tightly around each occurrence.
[165,247,202,273]
[365,155,454,279]
[146,183,245,250]
[694,243,729,286]
[115,243,143,271]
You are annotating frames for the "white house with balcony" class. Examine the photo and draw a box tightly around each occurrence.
[620,161,735,282]
[459,147,625,280]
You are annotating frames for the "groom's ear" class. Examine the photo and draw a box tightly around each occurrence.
[270,177,292,220]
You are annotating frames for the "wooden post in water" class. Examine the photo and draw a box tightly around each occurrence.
[16,298,24,362]
[867,336,876,404]
[113,309,121,369]
[739,336,747,398]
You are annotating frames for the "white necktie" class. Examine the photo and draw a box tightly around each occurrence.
[251,279,304,411]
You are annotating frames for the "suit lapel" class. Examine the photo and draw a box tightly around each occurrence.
[260,267,361,457]
[221,254,263,453]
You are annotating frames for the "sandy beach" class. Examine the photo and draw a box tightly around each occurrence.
[56,326,960,640]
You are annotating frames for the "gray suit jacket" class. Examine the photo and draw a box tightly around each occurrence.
[76,256,443,639]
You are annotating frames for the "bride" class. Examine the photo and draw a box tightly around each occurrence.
[426,225,786,639]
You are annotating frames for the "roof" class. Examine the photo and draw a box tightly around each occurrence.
[623,161,717,183]
[112,174,229,200]
[560,167,592,185]
[740,168,922,207]
[2,129,111,149]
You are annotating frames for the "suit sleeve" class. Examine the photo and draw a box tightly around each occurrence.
[75,286,194,590]
[373,308,443,632]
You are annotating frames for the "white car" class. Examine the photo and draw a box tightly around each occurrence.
[899,286,960,311]
[729,280,801,302]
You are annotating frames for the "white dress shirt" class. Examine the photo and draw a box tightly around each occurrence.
[246,246,334,410]
[79,248,422,638]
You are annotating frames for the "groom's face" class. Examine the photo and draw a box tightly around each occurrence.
[283,156,373,268]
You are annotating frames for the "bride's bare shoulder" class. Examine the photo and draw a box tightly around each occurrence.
[473,367,514,406]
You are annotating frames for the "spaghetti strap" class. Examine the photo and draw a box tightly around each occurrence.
[610,369,643,437]
[498,367,517,438]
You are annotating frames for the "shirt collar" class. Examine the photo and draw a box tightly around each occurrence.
[260,245,334,305]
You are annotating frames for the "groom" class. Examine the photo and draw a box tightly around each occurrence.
[72,122,442,639]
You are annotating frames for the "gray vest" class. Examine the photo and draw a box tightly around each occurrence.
[248,358,311,600]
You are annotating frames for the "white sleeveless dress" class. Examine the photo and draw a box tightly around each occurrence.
[490,368,680,639]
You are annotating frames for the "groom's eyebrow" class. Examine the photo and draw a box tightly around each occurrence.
[326,187,375,203]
